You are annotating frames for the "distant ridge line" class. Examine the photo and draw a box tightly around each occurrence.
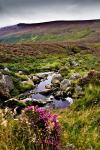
[1,19,100,29]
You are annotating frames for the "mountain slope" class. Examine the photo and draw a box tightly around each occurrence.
[0,20,100,44]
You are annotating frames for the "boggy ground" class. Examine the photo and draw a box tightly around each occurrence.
[0,44,100,149]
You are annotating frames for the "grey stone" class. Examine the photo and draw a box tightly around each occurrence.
[36,73,48,79]
[4,67,10,72]
[32,75,40,83]
[2,75,14,91]
[18,71,23,75]
[70,60,79,67]
[0,74,14,100]
[60,79,71,91]
[65,97,73,105]
[0,82,10,100]
[70,73,81,80]
[51,73,62,85]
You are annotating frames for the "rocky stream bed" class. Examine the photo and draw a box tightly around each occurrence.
[0,66,99,115]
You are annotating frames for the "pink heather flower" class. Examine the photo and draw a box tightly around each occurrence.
[24,106,61,149]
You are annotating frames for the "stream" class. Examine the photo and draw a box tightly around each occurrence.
[30,72,70,109]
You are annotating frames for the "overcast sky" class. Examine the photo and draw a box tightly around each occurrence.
[0,0,100,27]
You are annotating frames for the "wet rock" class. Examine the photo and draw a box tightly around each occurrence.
[39,89,52,95]
[21,98,32,102]
[63,87,74,97]
[65,97,73,105]
[3,98,26,108]
[45,84,52,89]
[70,73,81,80]
[54,91,63,99]
[22,98,51,107]
[51,73,62,85]
[32,75,40,83]
[60,79,71,91]
[36,73,48,79]
[48,95,54,100]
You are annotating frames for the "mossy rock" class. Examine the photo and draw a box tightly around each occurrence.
[15,73,29,81]
[20,80,35,92]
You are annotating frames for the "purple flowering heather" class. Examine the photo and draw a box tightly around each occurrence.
[24,106,61,150]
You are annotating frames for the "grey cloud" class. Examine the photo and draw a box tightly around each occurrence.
[0,0,100,27]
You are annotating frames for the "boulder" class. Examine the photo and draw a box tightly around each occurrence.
[32,75,40,83]
[3,98,26,108]
[39,89,52,95]
[2,75,14,91]
[18,71,23,75]
[75,85,82,92]
[79,70,100,86]
[65,97,73,105]
[36,73,48,79]
[60,79,71,91]
[45,84,52,89]
[4,67,10,72]
[72,85,84,98]
[0,74,14,101]
[22,98,50,107]
[63,87,74,97]
[70,73,81,80]
[54,91,63,99]
[51,73,62,85]
[20,80,35,92]
[0,82,10,100]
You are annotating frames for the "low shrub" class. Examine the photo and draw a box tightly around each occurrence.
[0,107,61,150]
[22,106,61,150]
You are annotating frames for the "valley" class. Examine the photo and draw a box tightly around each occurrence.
[0,20,100,150]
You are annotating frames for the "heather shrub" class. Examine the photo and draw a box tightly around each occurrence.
[0,107,61,150]
[21,106,61,150]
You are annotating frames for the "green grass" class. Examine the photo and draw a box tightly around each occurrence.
[53,82,100,149]
[1,52,100,74]
[0,110,36,150]
[1,54,67,73]
[55,107,100,150]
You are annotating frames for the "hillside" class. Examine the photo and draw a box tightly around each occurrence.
[0,20,100,44]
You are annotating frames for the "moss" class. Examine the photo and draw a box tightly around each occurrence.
[59,66,69,77]
[20,80,35,92]
[15,73,28,81]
